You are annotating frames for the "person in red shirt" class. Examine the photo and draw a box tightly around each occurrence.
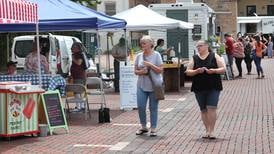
[232,38,245,78]
[224,33,235,79]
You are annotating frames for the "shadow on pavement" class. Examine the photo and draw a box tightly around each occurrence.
[193,137,229,143]
[67,109,124,126]
[137,134,166,140]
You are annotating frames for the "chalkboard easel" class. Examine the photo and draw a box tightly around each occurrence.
[41,90,69,135]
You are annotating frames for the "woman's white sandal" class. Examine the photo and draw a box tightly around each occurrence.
[136,128,148,135]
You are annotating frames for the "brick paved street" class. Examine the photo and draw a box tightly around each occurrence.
[1,58,274,153]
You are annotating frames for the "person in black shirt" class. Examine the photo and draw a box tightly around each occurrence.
[70,42,87,112]
[186,40,225,139]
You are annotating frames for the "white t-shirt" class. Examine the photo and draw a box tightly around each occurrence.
[134,51,163,92]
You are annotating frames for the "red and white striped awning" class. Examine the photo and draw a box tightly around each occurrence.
[0,0,37,23]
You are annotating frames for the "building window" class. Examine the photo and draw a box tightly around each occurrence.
[105,2,116,16]
[267,5,274,16]
[247,5,256,16]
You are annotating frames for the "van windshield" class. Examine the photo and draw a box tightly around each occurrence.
[15,40,33,57]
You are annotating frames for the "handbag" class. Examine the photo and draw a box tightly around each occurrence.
[98,104,110,123]
[143,54,165,100]
[148,72,165,100]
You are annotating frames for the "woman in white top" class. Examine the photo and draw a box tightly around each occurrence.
[134,35,163,137]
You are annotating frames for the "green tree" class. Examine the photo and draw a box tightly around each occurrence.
[71,0,101,8]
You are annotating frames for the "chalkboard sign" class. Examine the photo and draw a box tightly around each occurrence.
[43,93,65,126]
[41,90,68,135]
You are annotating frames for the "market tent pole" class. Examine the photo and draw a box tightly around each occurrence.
[96,29,101,76]
[106,33,110,73]
[124,29,128,65]
[6,34,9,62]
[29,0,41,87]
[35,22,42,87]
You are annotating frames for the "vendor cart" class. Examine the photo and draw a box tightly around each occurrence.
[0,82,44,137]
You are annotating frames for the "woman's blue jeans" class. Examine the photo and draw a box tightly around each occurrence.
[137,87,159,129]
[253,55,263,76]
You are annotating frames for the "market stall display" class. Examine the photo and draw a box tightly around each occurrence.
[0,81,44,137]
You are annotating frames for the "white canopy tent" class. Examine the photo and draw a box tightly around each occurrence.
[85,4,194,73]
[86,4,193,32]
[109,4,193,63]
[113,4,193,30]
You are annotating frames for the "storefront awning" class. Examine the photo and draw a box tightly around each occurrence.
[238,19,261,24]
[0,0,38,23]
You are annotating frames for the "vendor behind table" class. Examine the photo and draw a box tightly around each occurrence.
[154,39,172,62]
[24,41,49,74]
[6,61,18,75]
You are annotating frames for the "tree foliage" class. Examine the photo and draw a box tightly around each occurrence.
[71,0,101,8]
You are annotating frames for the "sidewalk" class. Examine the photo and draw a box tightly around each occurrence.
[1,58,274,153]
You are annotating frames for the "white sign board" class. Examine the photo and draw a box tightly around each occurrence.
[119,62,138,109]
[262,18,274,33]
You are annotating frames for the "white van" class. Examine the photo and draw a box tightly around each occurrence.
[11,34,82,76]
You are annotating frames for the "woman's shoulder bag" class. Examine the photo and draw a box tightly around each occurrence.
[143,54,165,101]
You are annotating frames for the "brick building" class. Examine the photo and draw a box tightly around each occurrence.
[237,0,274,34]
[238,0,274,16]
[194,0,274,35]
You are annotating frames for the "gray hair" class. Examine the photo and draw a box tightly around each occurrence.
[140,35,154,48]
[196,40,209,46]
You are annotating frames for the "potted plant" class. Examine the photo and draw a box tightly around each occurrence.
[217,43,225,56]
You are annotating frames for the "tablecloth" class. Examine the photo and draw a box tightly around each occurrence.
[0,74,66,96]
